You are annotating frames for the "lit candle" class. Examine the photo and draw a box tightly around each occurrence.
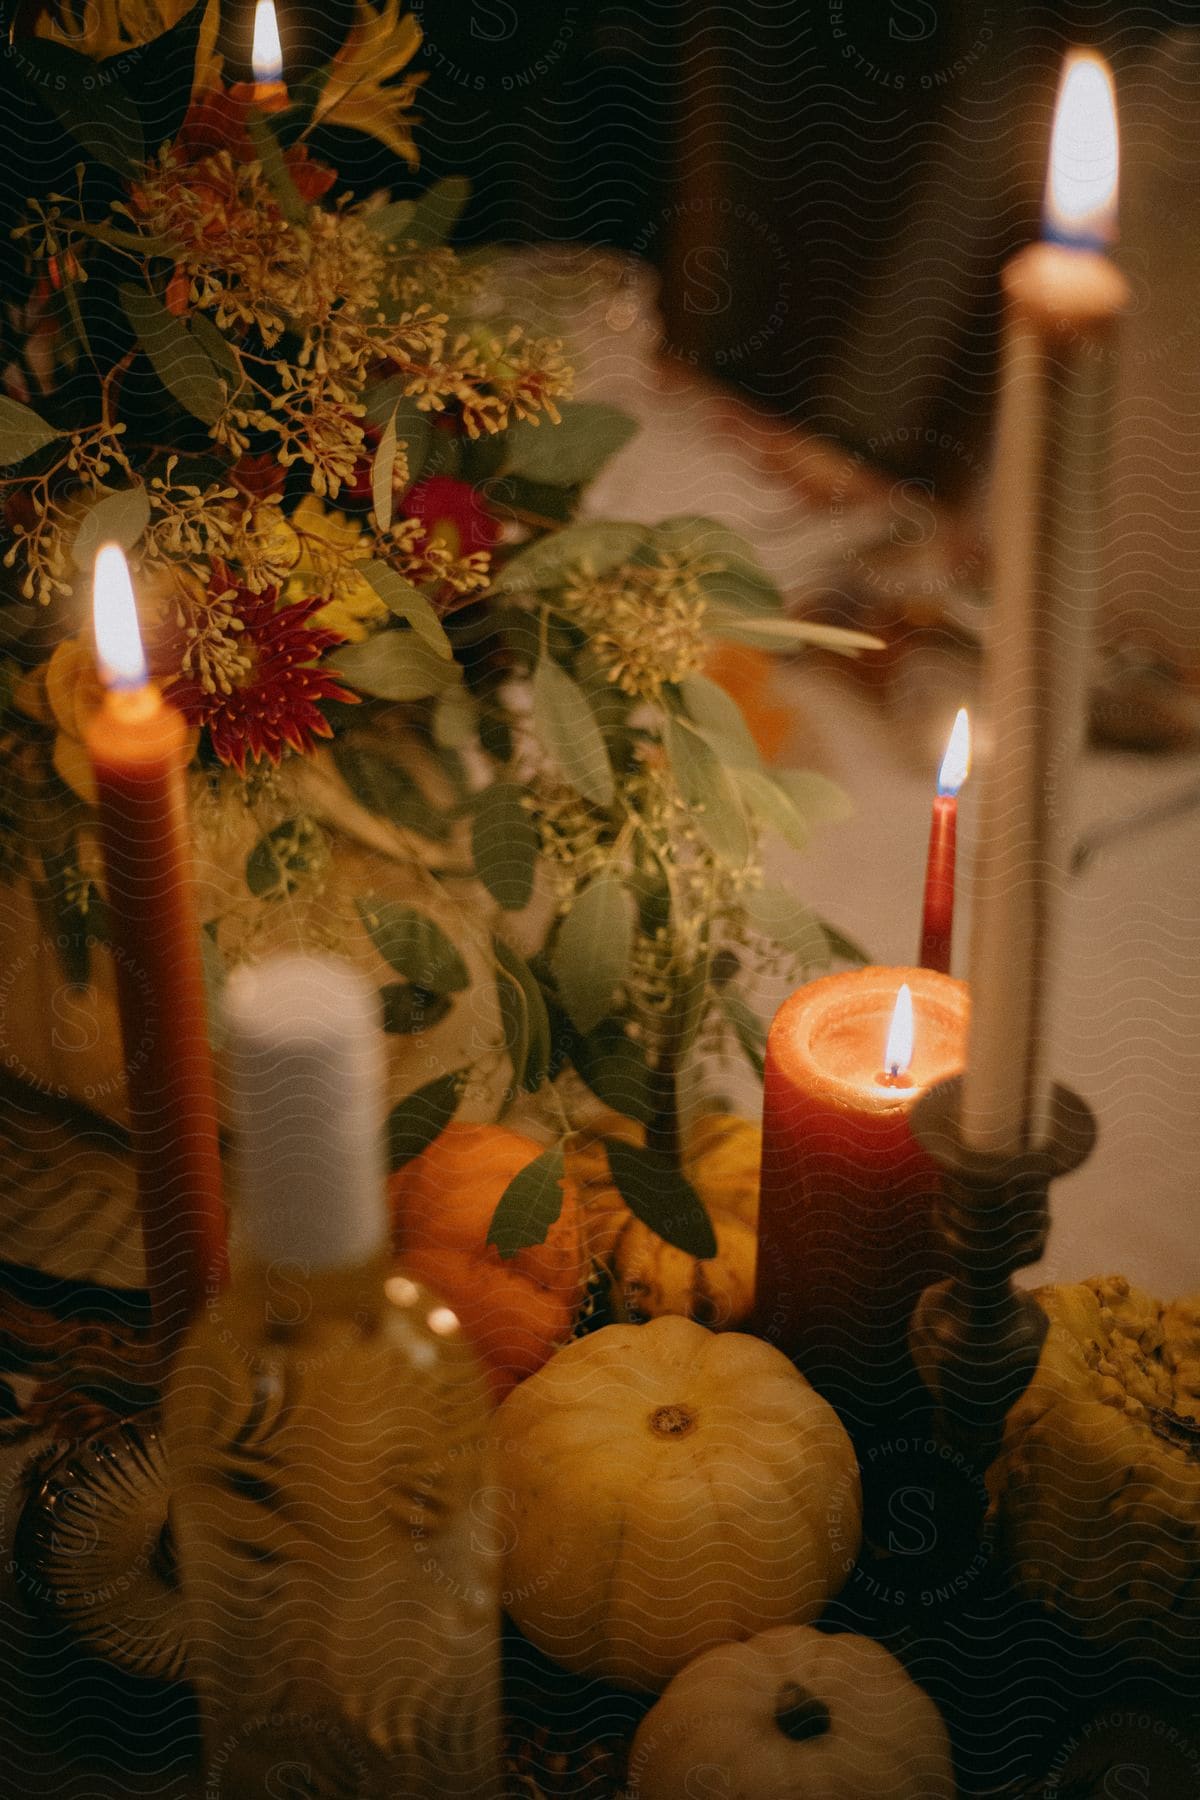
[753,966,968,1416]
[251,0,287,111]
[83,544,226,1368]
[962,51,1128,1156]
[918,706,970,974]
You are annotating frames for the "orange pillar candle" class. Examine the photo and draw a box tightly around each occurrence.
[918,707,970,974]
[753,966,968,1417]
[83,544,226,1366]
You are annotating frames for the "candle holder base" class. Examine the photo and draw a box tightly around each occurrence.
[907,1077,1096,1459]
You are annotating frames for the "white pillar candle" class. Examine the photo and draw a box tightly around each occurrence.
[223,955,387,1271]
[962,52,1129,1155]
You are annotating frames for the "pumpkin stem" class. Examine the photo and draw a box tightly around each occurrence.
[773,1683,832,1744]
[648,1403,697,1439]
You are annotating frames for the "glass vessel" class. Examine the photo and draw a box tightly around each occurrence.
[164,957,499,1799]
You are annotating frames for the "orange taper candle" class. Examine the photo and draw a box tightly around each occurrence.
[83,544,226,1367]
[248,0,288,111]
[753,965,968,1419]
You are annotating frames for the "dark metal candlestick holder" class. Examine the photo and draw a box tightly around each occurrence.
[907,1075,1097,1458]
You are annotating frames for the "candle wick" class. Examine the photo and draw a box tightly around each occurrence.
[880,1065,914,1090]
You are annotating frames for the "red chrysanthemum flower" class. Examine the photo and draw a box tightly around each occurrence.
[404,475,499,558]
[165,577,358,775]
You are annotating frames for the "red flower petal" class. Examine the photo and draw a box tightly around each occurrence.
[165,578,359,773]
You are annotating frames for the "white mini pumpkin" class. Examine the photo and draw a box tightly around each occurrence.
[627,1625,955,1800]
[490,1316,861,1691]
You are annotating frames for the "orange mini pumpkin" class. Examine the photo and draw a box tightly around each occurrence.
[388,1122,586,1403]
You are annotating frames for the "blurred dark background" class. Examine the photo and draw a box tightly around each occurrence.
[8,0,1200,651]
[222,0,1200,499]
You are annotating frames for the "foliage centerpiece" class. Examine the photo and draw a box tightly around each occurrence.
[0,0,873,1254]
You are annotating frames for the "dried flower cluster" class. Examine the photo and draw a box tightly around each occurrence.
[0,0,872,1243]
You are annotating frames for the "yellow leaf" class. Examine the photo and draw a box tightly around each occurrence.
[310,0,424,165]
[34,0,222,94]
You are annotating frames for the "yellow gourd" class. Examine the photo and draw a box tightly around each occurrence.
[568,1113,760,1328]
[490,1315,861,1691]
[986,1274,1200,1668]
[627,1625,955,1800]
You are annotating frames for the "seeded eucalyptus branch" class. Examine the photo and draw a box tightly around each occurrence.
[0,0,877,1263]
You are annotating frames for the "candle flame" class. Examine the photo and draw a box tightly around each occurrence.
[252,0,283,85]
[884,983,915,1080]
[92,543,148,690]
[1044,50,1119,248]
[937,707,971,796]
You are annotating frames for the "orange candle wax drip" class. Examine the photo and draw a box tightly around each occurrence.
[83,547,226,1366]
[754,966,968,1417]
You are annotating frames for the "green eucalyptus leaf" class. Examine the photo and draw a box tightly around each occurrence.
[190,313,241,389]
[366,199,416,241]
[501,402,637,487]
[471,782,538,911]
[654,515,783,613]
[333,745,449,841]
[707,611,882,656]
[362,559,451,657]
[532,659,614,809]
[551,870,632,1035]
[486,1144,567,1258]
[494,935,552,1095]
[676,672,762,768]
[245,816,327,900]
[356,897,470,992]
[246,112,307,226]
[718,988,767,1079]
[774,768,855,826]
[32,42,144,176]
[820,921,873,966]
[361,378,430,456]
[0,397,62,465]
[120,286,226,426]
[729,767,809,850]
[662,715,752,865]
[332,630,460,700]
[484,474,575,528]
[372,410,397,532]
[386,1069,465,1171]
[491,521,647,596]
[432,686,479,749]
[117,0,211,153]
[747,886,831,966]
[406,175,471,246]
[576,646,634,740]
[570,1020,654,1125]
[71,485,151,570]
[603,1138,716,1260]
[379,982,452,1035]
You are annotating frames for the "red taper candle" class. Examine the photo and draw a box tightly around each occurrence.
[918,707,970,974]
[753,966,968,1421]
[83,544,226,1369]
